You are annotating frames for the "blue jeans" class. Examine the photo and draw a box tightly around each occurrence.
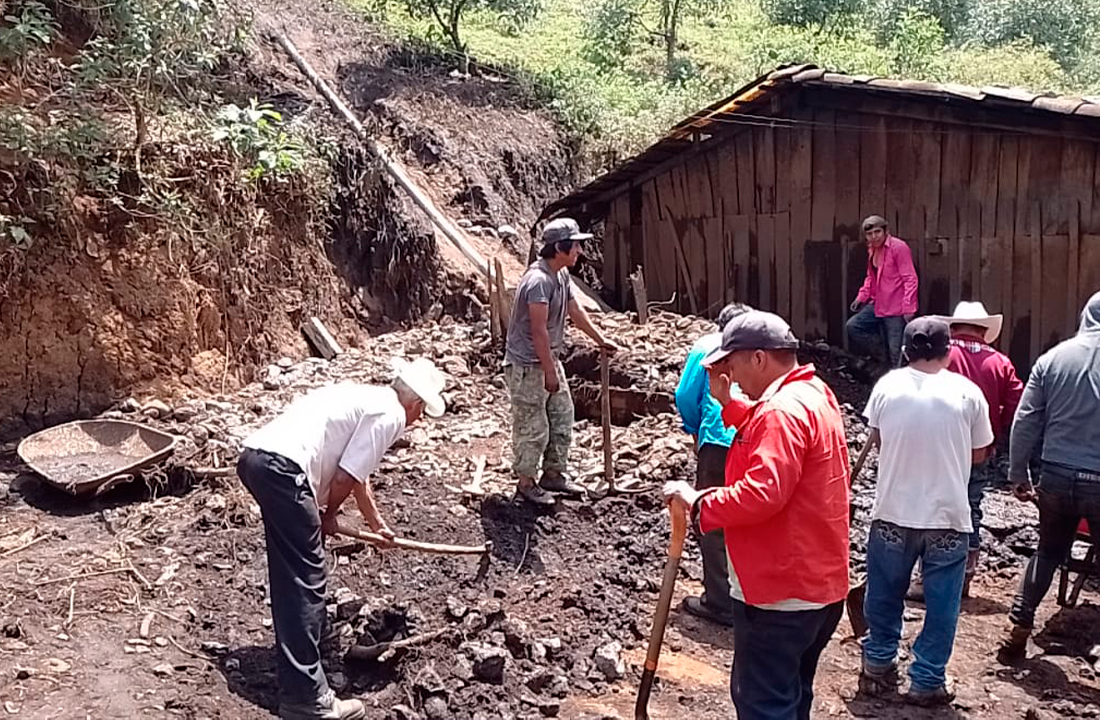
[730,599,844,720]
[846,302,906,366]
[864,520,967,691]
[967,462,989,550]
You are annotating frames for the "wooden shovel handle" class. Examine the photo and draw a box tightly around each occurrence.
[334,522,490,556]
[635,501,688,720]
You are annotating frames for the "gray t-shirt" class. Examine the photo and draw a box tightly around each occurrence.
[505,260,573,366]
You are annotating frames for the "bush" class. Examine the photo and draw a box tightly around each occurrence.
[965,0,1100,66]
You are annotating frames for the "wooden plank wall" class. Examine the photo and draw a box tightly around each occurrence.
[603,100,1100,371]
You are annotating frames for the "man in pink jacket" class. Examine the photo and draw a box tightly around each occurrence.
[847,215,919,366]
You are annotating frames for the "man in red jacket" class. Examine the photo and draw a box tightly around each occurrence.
[665,311,851,720]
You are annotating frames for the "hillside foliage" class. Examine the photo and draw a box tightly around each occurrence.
[365,0,1100,168]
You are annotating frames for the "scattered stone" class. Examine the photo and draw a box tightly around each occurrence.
[457,219,473,228]
[120,398,141,413]
[172,403,201,421]
[390,704,422,720]
[142,399,171,419]
[328,672,347,692]
[593,641,625,681]
[102,410,124,419]
[450,656,474,682]
[422,696,449,720]
[502,618,531,658]
[332,588,365,622]
[225,658,240,671]
[277,357,294,369]
[461,641,508,684]
[190,425,210,443]
[413,667,446,696]
[445,596,468,620]
[497,224,518,239]
[14,667,32,680]
[152,663,174,677]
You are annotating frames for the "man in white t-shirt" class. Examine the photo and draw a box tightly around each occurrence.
[859,318,994,707]
[236,359,445,720]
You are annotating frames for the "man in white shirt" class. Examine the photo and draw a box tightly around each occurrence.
[236,358,446,720]
[859,318,994,707]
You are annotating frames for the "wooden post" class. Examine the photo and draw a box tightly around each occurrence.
[600,350,615,491]
[494,257,510,343]
[486,263,499,343]
[630,266,648,324]
[301,317,343,359]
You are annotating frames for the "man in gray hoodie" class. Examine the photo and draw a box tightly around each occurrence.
[999,291,1100,664]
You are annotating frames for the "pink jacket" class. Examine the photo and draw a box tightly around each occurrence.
[855,236,918,317]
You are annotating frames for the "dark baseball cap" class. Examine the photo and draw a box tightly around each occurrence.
[862,215,888,232]
[702,310,800,367]
[903,317,950,357]
[541,218,592,245]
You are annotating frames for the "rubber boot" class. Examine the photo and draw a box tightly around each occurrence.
[997,625,1032,665]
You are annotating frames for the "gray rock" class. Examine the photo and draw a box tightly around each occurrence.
[120,398,141,413]
[390,705,422,720]
[498,224,519,239]
[422,696,449,720]
[277,357,294,369]
[172,403,201,421]
[142,400,171,419]
[413,667,446,696]
[461,641,508,685]
[101,410,124,419]
[450,656,474,682]
[328,672,347,692]
[457,219,473,228]
[593,641,625,681]
[445,596,468,621]
[502,618,531,658]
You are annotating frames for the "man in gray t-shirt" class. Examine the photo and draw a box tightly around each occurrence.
[504,218,617,505]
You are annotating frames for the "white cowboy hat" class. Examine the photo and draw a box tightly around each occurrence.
[391,357,446,418]
[938,301,1003,344]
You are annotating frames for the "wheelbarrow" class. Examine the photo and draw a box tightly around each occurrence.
[17,419,180,496]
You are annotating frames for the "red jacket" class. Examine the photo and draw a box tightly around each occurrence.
[947,334,1024,441]
[697,365,851,606]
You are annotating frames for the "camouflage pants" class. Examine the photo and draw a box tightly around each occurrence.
[504,361,574,479]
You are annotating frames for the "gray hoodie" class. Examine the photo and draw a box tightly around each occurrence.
[1009,291,1100,482]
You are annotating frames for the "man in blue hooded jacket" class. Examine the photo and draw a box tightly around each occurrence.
[674,302,751,625]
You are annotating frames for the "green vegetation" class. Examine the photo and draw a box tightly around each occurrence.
[363,0,1100,165]
[0,0,321,257]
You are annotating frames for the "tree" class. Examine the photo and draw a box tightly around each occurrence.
[760,0,861,29]
[584,0,727,82]
[399,0,543,73]
[965,0,1100,67]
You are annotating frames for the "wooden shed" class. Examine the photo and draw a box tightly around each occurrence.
[540,64,1100,369]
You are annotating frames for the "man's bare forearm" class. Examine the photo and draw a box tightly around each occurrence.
[569,304,606,345]
[353,481,388,531]
[532,326,556,376]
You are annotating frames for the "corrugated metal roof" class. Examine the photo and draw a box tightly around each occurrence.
[539,64,1100,224]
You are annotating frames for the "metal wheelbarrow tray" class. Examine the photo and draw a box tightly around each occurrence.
[17,419,180,496]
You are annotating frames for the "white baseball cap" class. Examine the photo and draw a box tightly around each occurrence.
[392,357,446,417]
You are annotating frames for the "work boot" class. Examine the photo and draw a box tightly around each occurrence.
[858,662,900,697]
[515,477,555,506]
[539,471,585,497]
[997,625,1031,665]
[962,548,980,598]
[681,595,735,627]
[904,679,956,707]
[280,691,366,720]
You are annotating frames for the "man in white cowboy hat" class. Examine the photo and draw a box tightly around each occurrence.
[236,358,446,720]
[907,301,1022,601]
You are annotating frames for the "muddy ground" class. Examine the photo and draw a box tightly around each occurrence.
[1,312,1099,720]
